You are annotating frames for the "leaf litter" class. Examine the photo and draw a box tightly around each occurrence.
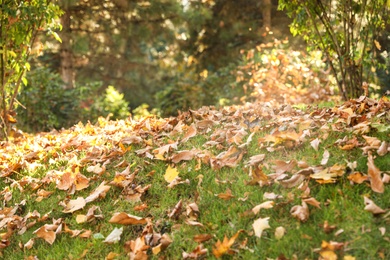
[0,96,389,258]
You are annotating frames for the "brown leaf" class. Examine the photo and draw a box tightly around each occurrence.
[183,244,208,259]
[247,154,266,166]
[215,188,235,200]
[181,124,197,143]
[193,234,213,243]
[245,165,269,186]
[171,150,195,163]
[109,212,147,225]
[348,172,369,184]
[367,153,384,193]
[33,226,56,245]
[168,200,182,219]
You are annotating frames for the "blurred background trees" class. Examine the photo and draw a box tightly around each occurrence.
[4,0,389,134]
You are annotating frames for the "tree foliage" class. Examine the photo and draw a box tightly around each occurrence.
[279,0,389,100]
[0,0,62,138]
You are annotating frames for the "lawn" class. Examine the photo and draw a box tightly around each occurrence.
[0,96,389,259]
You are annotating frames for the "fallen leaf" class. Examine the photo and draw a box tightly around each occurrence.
[168,199,182,219]
[364,196,386,214]
[367,153,384,193]
[171,150,195,163]
[321,150,330,165]
[193,234,213,243]
[252,201,274,214]
[303,197,321,209]
[164,165,179,183]
[85,181,111,203]
[310,138,321,151]
[348,172,369,184]
[212,230,242,258]
[109,212,147,225]
[274,226,286,240]
[24,238,34,250]
[183,244,208,259]
[290,201,309,222]
[62,197,86,213]
[215,188,235,200]
[252,217,270,238]
[33,226,56,245]
[104,227,123,244]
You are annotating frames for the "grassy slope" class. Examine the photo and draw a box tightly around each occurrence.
[0,97,389,260]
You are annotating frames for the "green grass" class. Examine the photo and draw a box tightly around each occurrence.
[1,99,390,259]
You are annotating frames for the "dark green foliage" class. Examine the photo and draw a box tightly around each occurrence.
[17,69,130,132]
[17,68,84,132]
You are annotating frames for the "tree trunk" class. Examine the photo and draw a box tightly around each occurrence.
[59,1,75,89]
[262,0,272,30]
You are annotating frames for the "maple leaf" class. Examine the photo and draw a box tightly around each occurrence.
[109,212,147,225]
[252,217,271,238]
[164,165,179,183]
[212,230,243,258]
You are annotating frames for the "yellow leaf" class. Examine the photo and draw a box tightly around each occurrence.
[164,165,179,183]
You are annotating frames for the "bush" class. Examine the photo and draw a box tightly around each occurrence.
[17,68,130,132]
[17,68,82,132]
[88,85,130,120]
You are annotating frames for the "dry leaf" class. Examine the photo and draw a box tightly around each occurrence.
[290,201,309,222]
[183,244,208,259]
[109,212,147,225]
[215,188,235,200]
[252,217,270,238]
[252,201,274,214]
[310,138,321,151]
[363,196,386,214]
[321,150,330,165]
[104,227,123,244]
[33,226,56,245]
[62,197,86,213]
[193,234,213,243]
[274,226,286,240]
[85,181,111,203]
[348,172,369,184]
[303,197,321,209]
[24,238,34,249]
[212,230,242,258]
[367,153,384,193]
[171,150,195,163]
